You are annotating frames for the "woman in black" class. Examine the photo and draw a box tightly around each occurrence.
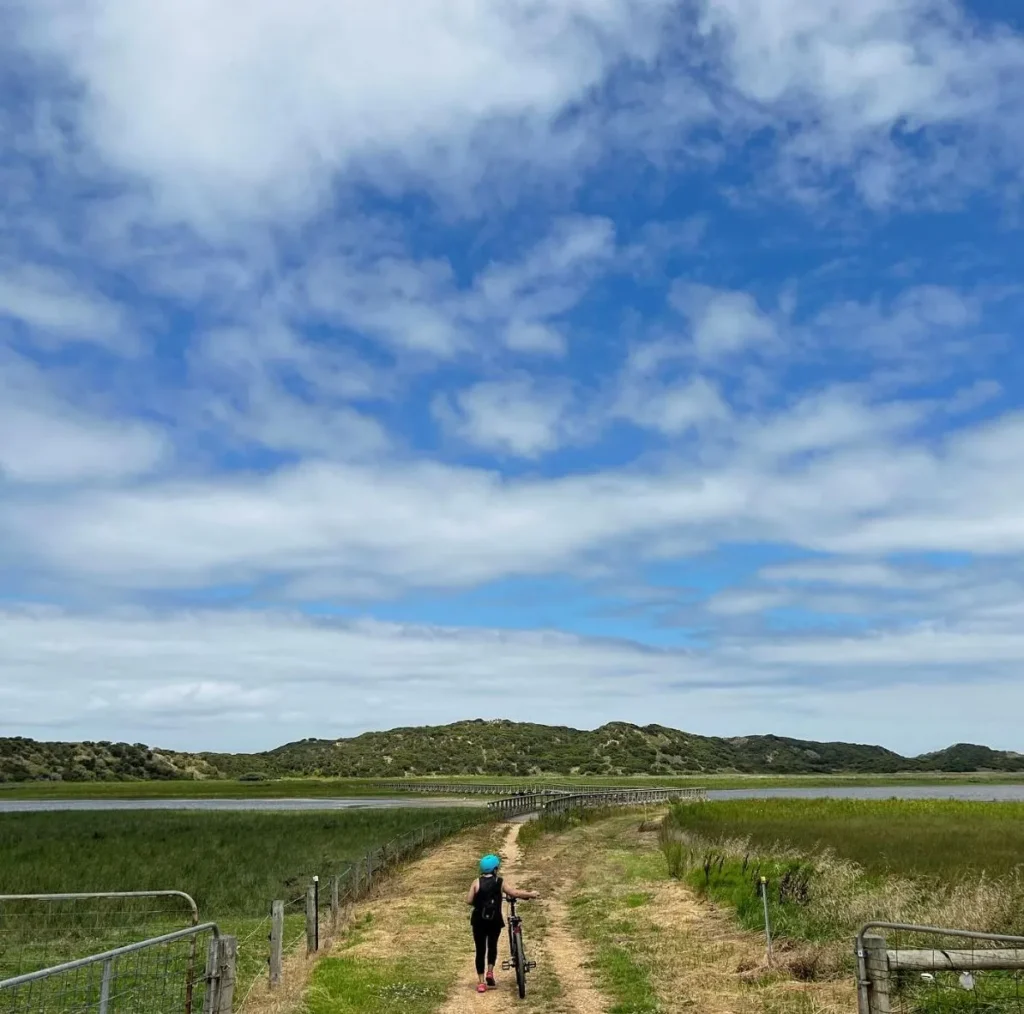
[466,853,538,992]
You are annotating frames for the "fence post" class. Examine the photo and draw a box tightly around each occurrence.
[760,877,773,966]
[862,934,892,1014]
[331,876,340,931]
[99,958,113,1014]
[269,901,284,987]
[306,884,317,955]
[313,876,320,952]
[203,935,237,1014]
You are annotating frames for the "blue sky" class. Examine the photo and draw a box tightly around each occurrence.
[2,0,1024,754]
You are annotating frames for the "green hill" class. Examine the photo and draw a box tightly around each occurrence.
[2,722,1021,782]
[0,737,221,783]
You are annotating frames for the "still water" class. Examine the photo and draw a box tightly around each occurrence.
[2,785,1023,812]
[0,797,483,813]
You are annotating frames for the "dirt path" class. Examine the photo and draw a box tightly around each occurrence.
[438,820,608,1014]
[311,810,854,1014]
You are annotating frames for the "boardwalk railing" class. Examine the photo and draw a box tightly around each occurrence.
[371,781,577,796]
[487,786,707,815]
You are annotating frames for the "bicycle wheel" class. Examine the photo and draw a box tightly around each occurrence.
[513,933,527,999]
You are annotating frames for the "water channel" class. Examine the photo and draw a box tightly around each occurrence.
[2,784,1023,812]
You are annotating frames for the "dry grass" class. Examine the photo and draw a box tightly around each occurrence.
[546,813,856,1014]
[663,828,1024,945]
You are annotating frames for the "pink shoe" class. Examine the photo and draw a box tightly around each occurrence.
[476,984,488,993]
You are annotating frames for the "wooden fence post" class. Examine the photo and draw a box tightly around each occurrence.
[269,901,284,987]
[331,876,340,931]
[862,934,892,1014]
[305,884,317,955]
[203,935,237,1014]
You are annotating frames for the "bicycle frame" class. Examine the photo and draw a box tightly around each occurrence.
[502,895,536,998]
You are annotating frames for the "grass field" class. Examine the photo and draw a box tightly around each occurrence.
[0,806,486,993]
[2,769,1023,799]
[666,798,1024,878]
[0,808,482,914]
[661,799,1024,945]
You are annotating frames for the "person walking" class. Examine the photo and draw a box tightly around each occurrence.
[467,853,538,993]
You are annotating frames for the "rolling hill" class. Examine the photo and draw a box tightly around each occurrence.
[2,720,1021,782]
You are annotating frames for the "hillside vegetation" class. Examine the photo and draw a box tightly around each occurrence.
[3,720,1022,782]
[0,737,220,783]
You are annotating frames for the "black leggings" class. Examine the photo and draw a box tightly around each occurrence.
[472,922,502,974]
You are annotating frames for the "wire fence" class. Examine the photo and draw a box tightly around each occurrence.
[0,893,199,982]
[0,923,223,1014]
[231,813,486,1009]
[0,814,486,1012]
[856,923,1024,1014]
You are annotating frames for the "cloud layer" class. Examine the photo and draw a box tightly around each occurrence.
[2,0,1024,751]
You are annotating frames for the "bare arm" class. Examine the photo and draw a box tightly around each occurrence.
[503,882,540,900]
[466,878,479,905]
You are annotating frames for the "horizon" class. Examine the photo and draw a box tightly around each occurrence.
[3,1,1024,755]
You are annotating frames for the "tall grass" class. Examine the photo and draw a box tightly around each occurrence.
[0,808,483,916]
[661,800,1024,945]
[667,798,1024,878]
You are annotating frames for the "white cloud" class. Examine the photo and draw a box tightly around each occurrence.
[6,386,1024,593]
[14,0,673,228]
[672,284,779,361]
[189,324,392,459]
[698,0,1024,204]
[5,0,1021,248]
[0,350,168,483]
[615,375,732,436]
[292,216,615,357]
[1,606,1022,752]
[738,389,927,460]
[434,378,578,458]
[503,320,566,356]
[0,264,132,352]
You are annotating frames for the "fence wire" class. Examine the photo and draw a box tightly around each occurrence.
[2,813,486,1013]
[859,924,1024,1014]
[0,894,198,982]
[0,924,217,1014]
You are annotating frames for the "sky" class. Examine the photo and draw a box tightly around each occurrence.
[2,0,1024,756]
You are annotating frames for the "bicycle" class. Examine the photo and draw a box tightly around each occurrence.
[501,894,536,998]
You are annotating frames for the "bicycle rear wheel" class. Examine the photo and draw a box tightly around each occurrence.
[513,934,526,999]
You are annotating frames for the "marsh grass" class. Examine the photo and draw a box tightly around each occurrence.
[661,800,1024,947]
[0,808,483,916]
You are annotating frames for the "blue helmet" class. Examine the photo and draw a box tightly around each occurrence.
[479,854,501,874]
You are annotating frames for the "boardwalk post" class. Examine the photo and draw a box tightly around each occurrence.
[269,901,284,987]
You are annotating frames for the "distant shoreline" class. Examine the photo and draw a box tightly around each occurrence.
[2,770,1024,801]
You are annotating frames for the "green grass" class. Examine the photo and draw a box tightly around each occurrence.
[0,808,483,915]
[306,955,449,1014]
[665,799,1024,878]
[568,893,661,1014]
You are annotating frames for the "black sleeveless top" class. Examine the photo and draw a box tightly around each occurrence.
[471,874,505,928]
